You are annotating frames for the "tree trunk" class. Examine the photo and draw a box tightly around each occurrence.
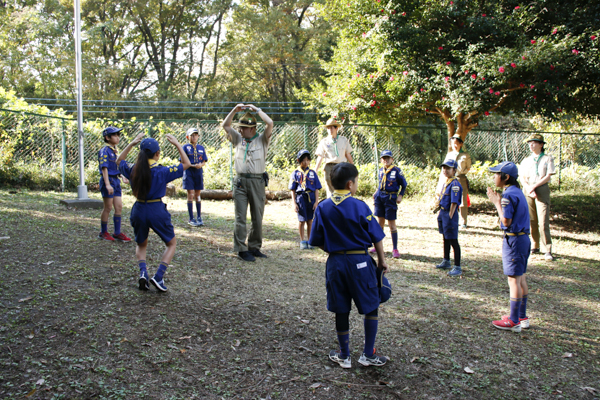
[436,109,479,151]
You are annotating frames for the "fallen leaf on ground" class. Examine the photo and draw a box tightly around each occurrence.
[581,387,598,394]
[234,340,241,347]
[464,367,474,374]
[25,389,36,398]
[19,297,33,302]
[42,261,54,265]
[562,352,573,358]
[300,319,310,324]
[178,336,192,340]
[309,383,323,389]
[410,357,418,363]
[36,379,45,385]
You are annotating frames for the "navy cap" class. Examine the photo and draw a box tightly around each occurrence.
[140,138,160,154]
[296,149,310,160]
[102,126,122,137]
[380,150,393,158]
[488,161,518,178]
[441,159,458,169]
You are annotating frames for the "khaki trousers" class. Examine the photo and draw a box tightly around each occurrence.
[323,163,337,198]
[457,175,469,226]
[526,184,552,253]
[233,175,266,252]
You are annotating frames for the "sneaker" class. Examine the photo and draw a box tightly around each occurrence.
[435,259,451,269]
[196,218,204,226]
[329,350,351,369]
[545,252,554,261]
[138,270,149,291]
[459,224,467,229]
[150,276,168,292]
[448,266,462,276]
[392,249,400,259]
[307,244,316,250]
[358,350,388,367]
[531,248,540,254]
[369,247,377,254]
[188,219,198,226]
[299,241,308,250]
[98,232,115,241]
[492,318,521,332]
[238,251,256,262]
[112,232,132,242]
[501,315,530,329]
[250,249,268,258]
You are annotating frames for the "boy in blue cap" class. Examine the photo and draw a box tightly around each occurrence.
[434,159,463,277]
[370,150,407,259]
[289,149,322,249]
[182,127,208,226]
[487,161,531,332]
[117,134,192,292]
[309,163,390,368]
[98,126,132,242]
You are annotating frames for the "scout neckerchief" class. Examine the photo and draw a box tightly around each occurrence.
[331,189,351,206]
[243,133,259,163]
[148,159,159,169]
[380,164,395,191]
[533,151,545,178]
[441,176,458,196]
[190,143,198,164]
[107,144,118,158]
[295,167,309,190]
[330,135,339,157]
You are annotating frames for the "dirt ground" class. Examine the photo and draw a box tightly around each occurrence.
[0,189,599,399]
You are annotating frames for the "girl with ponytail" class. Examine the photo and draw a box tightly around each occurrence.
[118,133,192,292]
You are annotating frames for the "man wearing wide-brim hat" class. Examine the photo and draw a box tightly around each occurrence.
[314,117,354,197]
[519,133,556,261]
[222,104,274,262]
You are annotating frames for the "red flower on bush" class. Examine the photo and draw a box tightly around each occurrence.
[550,65,555,70]
[530,85,535,89]
[402,12,406,16]
[489,89,494,94]
[445,76,450,82]
[481,77,485,81]
[499,66,505,73]
[552,28,558,34]
[403,71,408,76]
[524,100,527,104]
[391,10,396,14]
[531,40,536,44]
[495,91,500,96]
[572,49,579,55]
[520,83,525,87]
[511,63,516,68]
[514,6,520,9]
[592,35,597,40]
[471,74,477,79]
[389,76,394,81]
[484,111,490,116]
[522,56,526,60]
[446,61,451,65]
[438,46,443,50]
[420,88,425,92]
[482,13,486,16]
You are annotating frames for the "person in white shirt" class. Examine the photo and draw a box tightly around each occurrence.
[314,118,354,198]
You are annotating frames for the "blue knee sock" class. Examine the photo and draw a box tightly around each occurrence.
[519,295,528,319]
[138,260,147,272]
[155,262,168,280]
[101,221,108,234]
[113,215,121,235]
[391,230,398,250]
[337,331,350,358]
[187,202,194,221]
[196,201,201,219]
[510,298,522,324]
[363,309,379,357]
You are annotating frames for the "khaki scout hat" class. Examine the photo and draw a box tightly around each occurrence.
[324,117,342,128]
[525,133,545,143]
[451,133,464,143]
[237,112,258,127]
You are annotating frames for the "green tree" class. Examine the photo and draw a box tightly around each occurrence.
[304,0,600,145]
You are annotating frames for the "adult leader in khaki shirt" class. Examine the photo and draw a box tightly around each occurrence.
[314,118,354,197]
[222,104,273,262]
[519,133,556,261]
[436,134,472,227]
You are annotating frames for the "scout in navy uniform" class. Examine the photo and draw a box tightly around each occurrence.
[289,149,322,249]
[117,133,192,292]
[369,150,407,259]
[98,126,132,243]
[487,161,532,333]
[309,163,390,368]
[434,159,463,277]
[182,127,208,227]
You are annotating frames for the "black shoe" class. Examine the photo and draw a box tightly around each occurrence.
[531,248,540,254]
[238,251,256,262]
[249,249,268,258]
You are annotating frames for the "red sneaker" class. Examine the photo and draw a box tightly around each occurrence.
[492,318,521,332]
[98,231,115,241]
[501,315,530,329]
[112,232,132,242]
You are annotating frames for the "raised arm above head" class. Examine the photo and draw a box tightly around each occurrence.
[165,134,192,171]
[244,104,274,141]
[117,132,145,164]
[222,104,245,140]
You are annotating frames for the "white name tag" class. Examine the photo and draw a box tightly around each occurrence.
[390,171,396,177]
[357,262,367,269]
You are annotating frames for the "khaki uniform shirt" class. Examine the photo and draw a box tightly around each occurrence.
[520,153,556,186]
[228,129,270,174]
[446,150,472,176]
[315,135,353,164]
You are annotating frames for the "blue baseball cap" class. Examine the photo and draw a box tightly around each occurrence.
[380,150,393,158]
[140,138,160,154]
[296,149,310,160]
[102,126,122,137]
[488,161,519,178]
[441,159,458,169]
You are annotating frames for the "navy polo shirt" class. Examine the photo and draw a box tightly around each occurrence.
[500,185,531,234]
[119,160,184,200]
[182,144,208,165]
[377,166,407,195]
[98,146,120,176]
[439,178,462,209]
[289,168,322,193]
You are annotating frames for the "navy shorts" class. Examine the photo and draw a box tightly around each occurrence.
[130,201,175,244]
[296,192,316,222]
[502,234,531,276]
[437,209,458,239]
[325,253,380,315]
[374,193,398,220]
[99,176,121,198]
[182,169,204,190]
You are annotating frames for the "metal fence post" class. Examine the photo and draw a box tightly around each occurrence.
[559,133,562,191]
[62,120,66,192]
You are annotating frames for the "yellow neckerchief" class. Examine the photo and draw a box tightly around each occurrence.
[188,142,198,164]
[331,189,352,206]
[148,159,159,169]
[295,167,309,190]
[441,176,458,196]
[243,133,259,163]
[107,144,118,158]
[380,164,395,190]
[503,184,512,192]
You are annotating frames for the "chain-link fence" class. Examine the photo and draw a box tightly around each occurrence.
[2,108,600,192]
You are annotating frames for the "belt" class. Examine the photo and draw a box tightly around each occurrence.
[440,206,447,211]
[333,250,367,255]
[136,198,162,203]
[457,174,467,178]
[108,174,120,177]
[238,173,263,179]
[505,232,526,236]
[325,162,338,166]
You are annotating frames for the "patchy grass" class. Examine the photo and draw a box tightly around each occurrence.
[0,189,599,399]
